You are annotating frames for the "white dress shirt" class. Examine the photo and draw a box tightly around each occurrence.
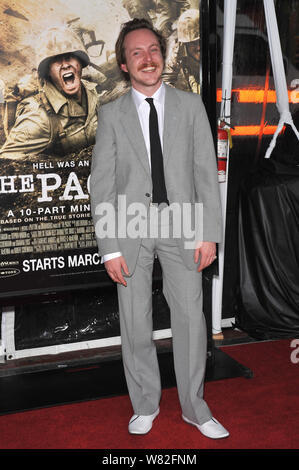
[132,83,165,160]
[102,83,165,263]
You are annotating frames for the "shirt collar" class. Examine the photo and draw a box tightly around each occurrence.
[43,80,86,116]
[131,82,165,110]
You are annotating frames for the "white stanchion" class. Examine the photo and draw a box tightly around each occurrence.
[212,0,237,336]
[0,310,6,363]
[263,0,299,159]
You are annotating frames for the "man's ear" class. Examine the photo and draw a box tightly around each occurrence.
[120,63,128,73]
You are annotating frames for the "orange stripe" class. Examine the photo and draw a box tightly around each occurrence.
[217,88,299,104]
[230,125,283,136]
[237,89,276,103]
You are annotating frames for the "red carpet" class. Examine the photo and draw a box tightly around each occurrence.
[0,339,298,449]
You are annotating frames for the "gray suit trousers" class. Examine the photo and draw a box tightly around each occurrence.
[117,211,212,425]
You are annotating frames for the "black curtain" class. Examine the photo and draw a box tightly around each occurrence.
[236,117,299,339]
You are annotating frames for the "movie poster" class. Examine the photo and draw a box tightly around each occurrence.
[0,0,201,298]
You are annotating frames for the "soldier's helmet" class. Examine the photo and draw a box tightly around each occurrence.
[177,8,200,43]
[37,27,90,79]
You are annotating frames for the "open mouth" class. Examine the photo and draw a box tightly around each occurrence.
[62,71,75,85]
[139,63,158,73]
[60,70,81,95]
[142,66,156,72]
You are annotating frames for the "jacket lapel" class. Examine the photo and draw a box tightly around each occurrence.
[163,84,180,167]
[119,91,151,177]
[118,85,180,174]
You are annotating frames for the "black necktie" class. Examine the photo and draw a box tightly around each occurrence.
[145,98,168,205]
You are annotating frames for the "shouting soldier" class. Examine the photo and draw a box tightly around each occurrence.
[0,26,99,159]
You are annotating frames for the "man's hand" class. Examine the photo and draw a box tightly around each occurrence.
[104,256,130,286]
[194,241,217,272]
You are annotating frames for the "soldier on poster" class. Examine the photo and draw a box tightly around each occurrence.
[122,0,154,22]
[151,0,190,37]
[163,8,201,93]
[0,26,99,160]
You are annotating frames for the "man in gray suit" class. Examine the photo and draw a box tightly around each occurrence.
[90,18,229,439]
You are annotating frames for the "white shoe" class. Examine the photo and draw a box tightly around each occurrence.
[128,408,160,434]
[182,415,229,439]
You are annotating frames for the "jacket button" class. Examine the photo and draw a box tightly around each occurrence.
[145,193,151,197]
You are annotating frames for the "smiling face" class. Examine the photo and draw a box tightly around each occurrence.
[120,28,164,96]
[48,53,83,100]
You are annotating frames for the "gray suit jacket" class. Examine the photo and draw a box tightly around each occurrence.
[90,84,222,275]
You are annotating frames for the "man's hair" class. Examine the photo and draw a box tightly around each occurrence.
[115,18,167,81]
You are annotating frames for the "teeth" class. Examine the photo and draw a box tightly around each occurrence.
[142,67,156,72]
[63,72,74,78]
